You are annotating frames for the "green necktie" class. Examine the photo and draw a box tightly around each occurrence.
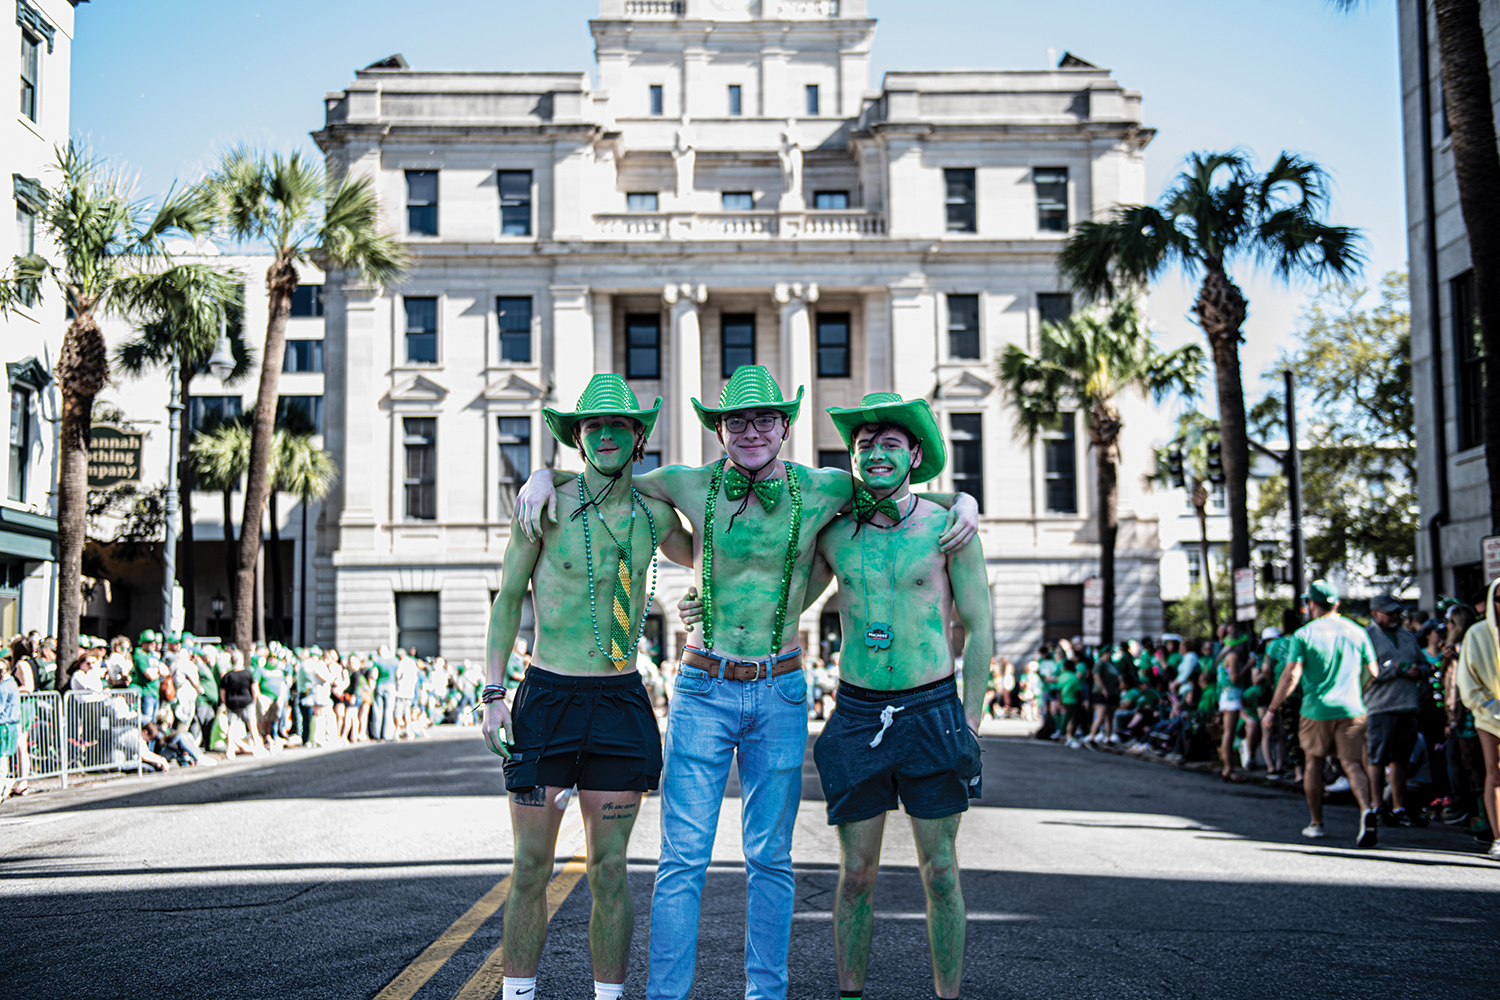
[724,466,784,510]
[609,539,632,668]
[852,486,902,524]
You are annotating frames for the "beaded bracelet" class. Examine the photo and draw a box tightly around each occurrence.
[481,684,506,705]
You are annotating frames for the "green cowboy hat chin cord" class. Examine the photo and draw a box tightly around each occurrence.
[699,457,802,658]
[859,492,915,651]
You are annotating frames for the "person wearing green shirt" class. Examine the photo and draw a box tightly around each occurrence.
[1057,663,1085,747]
[129,630,163,724]
[1257,625,1294,778]
[1262,580,1379,847]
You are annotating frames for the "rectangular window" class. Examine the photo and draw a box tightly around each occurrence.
[649,84,664,116]
[403,417,436,520]
[8,388,30,502]
[626,314,661,380]
[404,297,438,364]
[721,313,755,377]
[1186,547,1202,587]
[275,395,324,434]
[290,284,324,318]
[16,206,35,256]
[1037,292,1073,328]
[1042,584,1084,644]
[497,296,532,363]
[20,31,38,122]
[947,294,980,359]
[817,449,851,473]
[950,413,984,509]
[498,171,532,237]
[805,84,820,116]
[282,340,324,373]
[1043,412,1077,514]
[813,191,849,210]
[406,170,438,236]
[634,451,661,476]
[497,416,531,518]
[1454,270,1484,449]
[944,168,976,233]
[721,191,754,211]
[728,84,742,116]
[188,396,242,433]
[1034,167,1069,233]
[395,592,440,658]
[816,312,850,378]
[626,192,658,212]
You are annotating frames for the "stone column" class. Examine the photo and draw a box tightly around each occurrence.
[775,282,818,466]
[335,285,380,551]
[665,283,707,468]
[550,285,593,473]
[888,281,935,404]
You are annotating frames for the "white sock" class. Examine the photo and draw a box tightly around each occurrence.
[502,976,537,1000]
[594,982,625,1000]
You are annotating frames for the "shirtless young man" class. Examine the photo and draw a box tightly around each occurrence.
[483,374,692,1000]
[515,365,978,1000]
[807,393,991,1000]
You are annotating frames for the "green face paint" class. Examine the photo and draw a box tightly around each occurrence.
[854,433,913,492]
[580,418,638,475]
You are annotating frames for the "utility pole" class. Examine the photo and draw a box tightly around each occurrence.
[1284,369,1305,624]
[162,349,183,635]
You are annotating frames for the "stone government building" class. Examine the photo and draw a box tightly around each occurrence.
[311,0,1175,664]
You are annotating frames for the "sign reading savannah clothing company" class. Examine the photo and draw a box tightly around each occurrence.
[87,426,144,487]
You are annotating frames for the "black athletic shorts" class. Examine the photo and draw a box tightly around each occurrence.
[1366,709,1420,767]
[813,675,982,826]
[501,666,663,794]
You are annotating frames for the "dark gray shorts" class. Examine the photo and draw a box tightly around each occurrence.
[813,675,981,825]
[501,667,662,794]
[1366,709,1419,767]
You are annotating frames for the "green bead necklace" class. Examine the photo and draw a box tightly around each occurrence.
[579,476,658,667]
[700,457,803,657]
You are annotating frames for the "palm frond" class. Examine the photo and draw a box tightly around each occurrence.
[322,174,411,284]
[1058,205,1175,300]
[188,417,253,490]
[272,428,338,499]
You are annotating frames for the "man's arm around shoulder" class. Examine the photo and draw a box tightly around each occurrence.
[949,537,992,730]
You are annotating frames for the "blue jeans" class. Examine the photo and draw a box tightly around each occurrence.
[648,660,808,1000]
[371,684,396,741]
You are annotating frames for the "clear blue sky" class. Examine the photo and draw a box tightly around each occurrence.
[71,0,1404,405]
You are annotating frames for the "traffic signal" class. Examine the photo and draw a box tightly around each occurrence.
[1167,446,1186,489]
[1206,438,1225,484]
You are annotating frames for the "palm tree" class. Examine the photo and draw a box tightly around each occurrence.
[269,421,337,643]
[1058,151,1363,580]
[998,299,1205,646]
[0,143,219,684]
[114,275,253,632]
[211,148,408,652]
[1149,411,1224,628]
[189,418,252,632]
[1331,0,1500,531]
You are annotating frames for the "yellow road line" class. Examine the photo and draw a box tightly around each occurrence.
[374,814,585,1000]
[452,853,591,1000]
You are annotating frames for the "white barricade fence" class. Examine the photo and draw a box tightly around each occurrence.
[61,690,145,784]
[3,690,63,789]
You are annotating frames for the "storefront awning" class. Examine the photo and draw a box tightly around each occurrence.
[0,507,58,563]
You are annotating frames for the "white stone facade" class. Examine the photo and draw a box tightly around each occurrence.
[312,0,1173,663]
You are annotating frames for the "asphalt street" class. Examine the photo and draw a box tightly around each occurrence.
[3,727,1498,1000]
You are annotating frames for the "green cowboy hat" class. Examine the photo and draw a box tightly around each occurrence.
[691,364,804,431]
[827,392,948,485]
[544,373,662,448]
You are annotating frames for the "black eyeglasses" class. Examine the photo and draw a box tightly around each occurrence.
[722,415,780,434]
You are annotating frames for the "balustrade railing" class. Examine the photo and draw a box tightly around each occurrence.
[592,209,885,240]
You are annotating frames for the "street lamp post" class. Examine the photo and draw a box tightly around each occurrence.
[161,349,183,636]
[1284,369,1306,624]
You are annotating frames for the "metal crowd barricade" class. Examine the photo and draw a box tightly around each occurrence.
[3,691,63,789]
[60,690,145,786]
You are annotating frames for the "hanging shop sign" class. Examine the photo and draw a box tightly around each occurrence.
[87,426,144,487]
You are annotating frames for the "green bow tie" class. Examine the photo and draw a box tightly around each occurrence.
[724,465,784,510]
[852,487,902,524]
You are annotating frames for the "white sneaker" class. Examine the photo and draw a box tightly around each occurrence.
[1326,776,1351,794]
[1109,734,1122,744]
[1488,841,1500,861]
[1302,823,1326,839]
[1065,738,1082,749]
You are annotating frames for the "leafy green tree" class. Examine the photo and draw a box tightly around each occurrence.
[1058,151,1365,586]
[1148,411,1225,627]
[115,274,252,630]
[212,149,408,652]
[1250,272,1416,591]
[998,299,1204,645]
[267,420,337,643]
[0,143,220,682]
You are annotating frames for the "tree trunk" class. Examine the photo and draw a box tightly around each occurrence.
[53,313,107,690]
[1433,0,1500,532]
[1194,265,1252,573]
[269,488,284,643]
[1194,481,1218,628]
[1095,433,1119,648]
[179,367,196,632]
[222,487,237,631]
[234,257,297,651]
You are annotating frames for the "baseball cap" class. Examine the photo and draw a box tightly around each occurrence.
[1300,580,1339,605]
[1371,593,1405,614]
[138,629,159,643]
[1261,626,1281,641]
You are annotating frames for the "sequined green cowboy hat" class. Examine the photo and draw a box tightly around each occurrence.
[827,392,947,485]
[544,373,662,447]
[691,364,804,431]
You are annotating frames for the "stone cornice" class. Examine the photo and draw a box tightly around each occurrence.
[16,0,55,53]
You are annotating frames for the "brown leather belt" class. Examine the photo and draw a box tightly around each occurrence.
[680,647,803,681]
